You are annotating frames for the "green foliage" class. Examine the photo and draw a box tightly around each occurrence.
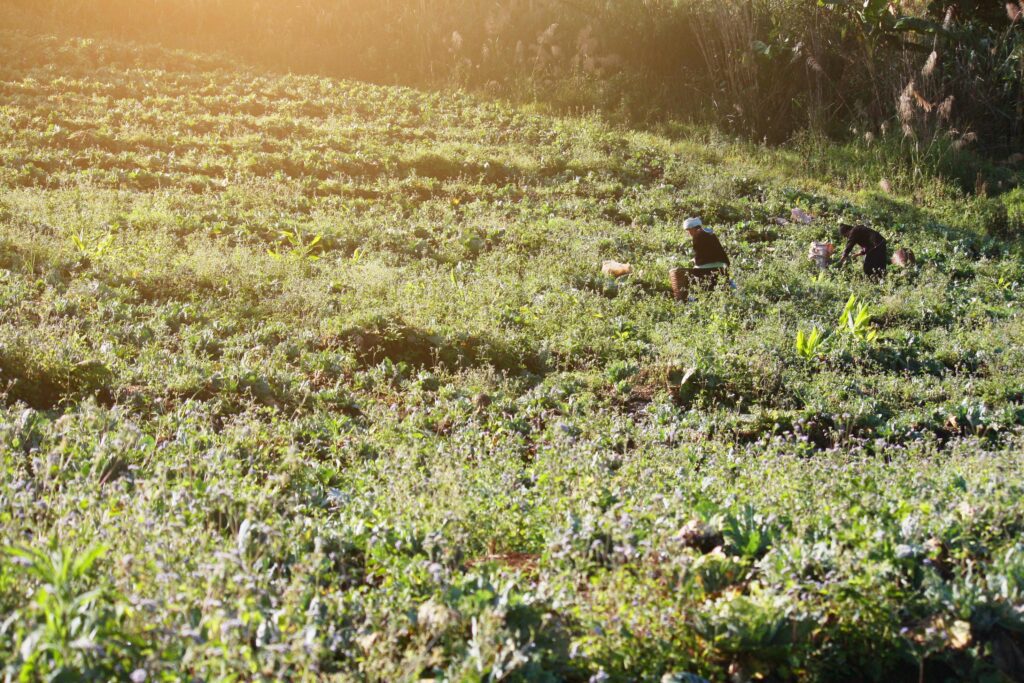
[795,326,826,360]
[267,228,322,261]
[720,505,778,560]
[1001,187,1024,234]
[2,545,139,680]
[69,225,115,260]
[839,294,878,342]
[796,294,877,361]
[0,32,1022,682]
[6,0,1024,151]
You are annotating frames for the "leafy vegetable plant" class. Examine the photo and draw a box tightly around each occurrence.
[838,294,878,342]
[795,326,826,360]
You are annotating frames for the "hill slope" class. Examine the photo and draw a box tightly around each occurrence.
[2,31,1024,681]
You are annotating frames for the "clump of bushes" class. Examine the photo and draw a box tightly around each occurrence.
[0,343,112,409]
[328,315,546,375]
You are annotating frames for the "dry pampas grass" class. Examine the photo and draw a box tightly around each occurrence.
[899,81,916,125]
[937,95,954,122]
[921,51,938,77]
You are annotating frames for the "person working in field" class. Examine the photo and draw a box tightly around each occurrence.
[669,217,730,301]
[837,222,888,278]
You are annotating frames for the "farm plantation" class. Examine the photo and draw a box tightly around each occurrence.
[2,29,1024,682]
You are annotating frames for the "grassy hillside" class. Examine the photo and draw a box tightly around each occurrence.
[2,31,1024,681]
[7,0,1024,151]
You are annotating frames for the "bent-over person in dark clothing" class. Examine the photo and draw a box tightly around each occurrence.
[838,223,888,278]
[669,217,730,301]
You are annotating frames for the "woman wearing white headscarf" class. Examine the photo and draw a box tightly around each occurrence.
[669,217,731,301]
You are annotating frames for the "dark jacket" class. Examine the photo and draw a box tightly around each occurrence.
[692,230,730,267]
[840,225,886,261]
[840,224,887,276]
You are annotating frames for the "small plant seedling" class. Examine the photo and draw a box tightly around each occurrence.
[839,294,878,342]
[795,326,826,360]
[795,294,877,360]
[70,225,116,259]
[268,229,322,261]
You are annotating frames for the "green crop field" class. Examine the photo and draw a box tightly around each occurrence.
[2,28,1024,682]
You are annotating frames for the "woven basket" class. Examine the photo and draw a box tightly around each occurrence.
[668,267,685,301]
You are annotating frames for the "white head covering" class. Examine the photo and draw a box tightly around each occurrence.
[683,217,703,230]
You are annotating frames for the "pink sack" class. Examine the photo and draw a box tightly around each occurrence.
[791,208,815,224]
[807,241,834,270]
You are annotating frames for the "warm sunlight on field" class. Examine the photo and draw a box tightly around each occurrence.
[2,2,1024,681]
